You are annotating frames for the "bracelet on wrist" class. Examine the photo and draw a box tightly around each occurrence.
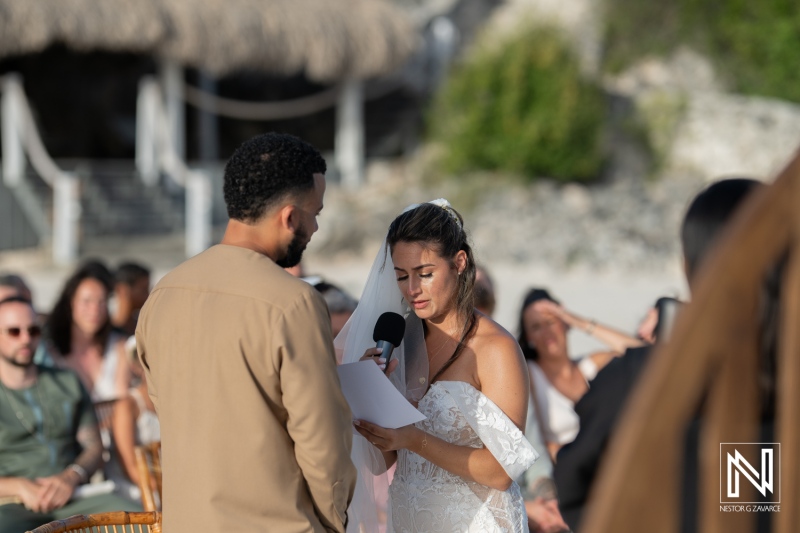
[67,464,88,484]
[585,319,597,336]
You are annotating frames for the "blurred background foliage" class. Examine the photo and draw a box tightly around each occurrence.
[603,0,800,103]
[427,25,606,183]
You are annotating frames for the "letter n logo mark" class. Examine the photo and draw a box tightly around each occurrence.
[720,443,780,504]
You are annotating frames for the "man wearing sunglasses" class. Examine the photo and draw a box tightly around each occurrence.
[0,296,138,532]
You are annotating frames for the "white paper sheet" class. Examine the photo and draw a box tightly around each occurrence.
[337,360,426,429]
[73,480,115,500]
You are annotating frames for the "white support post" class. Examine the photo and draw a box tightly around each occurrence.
[1,74,25,186]
[136,76,159,186]
[52,172,80,265]
[335,79,364,189]
[197,70,219,162]
[185,170,212,257]
[159,59,185,161]
[430,16,458,86]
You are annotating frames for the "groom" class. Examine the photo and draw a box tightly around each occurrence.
[137,133,356,533]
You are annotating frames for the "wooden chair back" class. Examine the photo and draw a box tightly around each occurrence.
[582,151,800,532]
[93,398,119,459]
[134,441,162,512]
[25,511,161,533]
[93,399,118,433]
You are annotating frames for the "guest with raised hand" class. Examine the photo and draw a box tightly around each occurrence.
[340,200,538,532]
[43,261,131,402]
[518,288,643,461]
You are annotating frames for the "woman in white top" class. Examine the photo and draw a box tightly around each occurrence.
[517,288,643,459]
[108,337,160,500]
[44,261,131,401]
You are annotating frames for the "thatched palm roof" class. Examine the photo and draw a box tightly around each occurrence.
[0,0,416,81]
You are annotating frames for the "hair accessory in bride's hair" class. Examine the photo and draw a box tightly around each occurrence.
[428,198,462,230]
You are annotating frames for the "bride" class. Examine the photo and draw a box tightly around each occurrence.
[336,200,538,532]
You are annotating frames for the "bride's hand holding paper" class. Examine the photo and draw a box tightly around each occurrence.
[354,418,423,453]
[352,336,423,457]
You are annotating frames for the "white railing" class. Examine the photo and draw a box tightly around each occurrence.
[136,60,371,257]
[1,74,79,265]
[2,71,212,263]
[136,73,212,258]
[174,70,371,190]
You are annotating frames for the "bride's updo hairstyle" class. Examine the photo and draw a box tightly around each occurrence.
[386,202,477,330]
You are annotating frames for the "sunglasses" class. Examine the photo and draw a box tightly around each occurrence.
[1,326,42,338]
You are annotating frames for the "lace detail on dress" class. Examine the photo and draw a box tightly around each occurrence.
[390,381,538,532]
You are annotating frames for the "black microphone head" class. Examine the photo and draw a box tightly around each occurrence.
[373,312,406,347]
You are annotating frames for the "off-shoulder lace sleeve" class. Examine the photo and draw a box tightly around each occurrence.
[439,381,539,480]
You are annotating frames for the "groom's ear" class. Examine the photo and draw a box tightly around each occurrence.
[277,203,298,233]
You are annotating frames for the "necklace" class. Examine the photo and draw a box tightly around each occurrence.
[428,334,454,364]
[426,326,460,372]
[426,314,478,385]
[0,379,49,440]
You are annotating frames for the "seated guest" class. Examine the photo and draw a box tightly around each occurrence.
[635,304,659,344]
[0,273,33,303]
[475,264,497,317]
[1,273,49,324]
[111,262,151,337]
[554,178,765,532]
[312,280,358,339]
[636,296,683,345]
[108,338,160,499]
[42,261,131,401]
[0,297,138,533]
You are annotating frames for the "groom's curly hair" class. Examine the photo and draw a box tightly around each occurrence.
[223,133,326,223]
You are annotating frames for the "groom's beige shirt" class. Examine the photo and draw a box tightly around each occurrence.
[136,244,356,533]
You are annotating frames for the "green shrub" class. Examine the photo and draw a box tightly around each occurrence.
[604,0,800,103]
[428,25,606,182]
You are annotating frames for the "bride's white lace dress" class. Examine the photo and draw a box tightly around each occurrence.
[389,381,538,532]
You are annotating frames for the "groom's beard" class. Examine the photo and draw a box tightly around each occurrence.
[276,225,310,268]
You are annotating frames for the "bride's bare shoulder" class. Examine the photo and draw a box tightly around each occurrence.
[470,313,528,426]
[472,312,514,339]
[471,313,523,361]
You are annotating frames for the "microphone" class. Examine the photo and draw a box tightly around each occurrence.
[372,312,406,373]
